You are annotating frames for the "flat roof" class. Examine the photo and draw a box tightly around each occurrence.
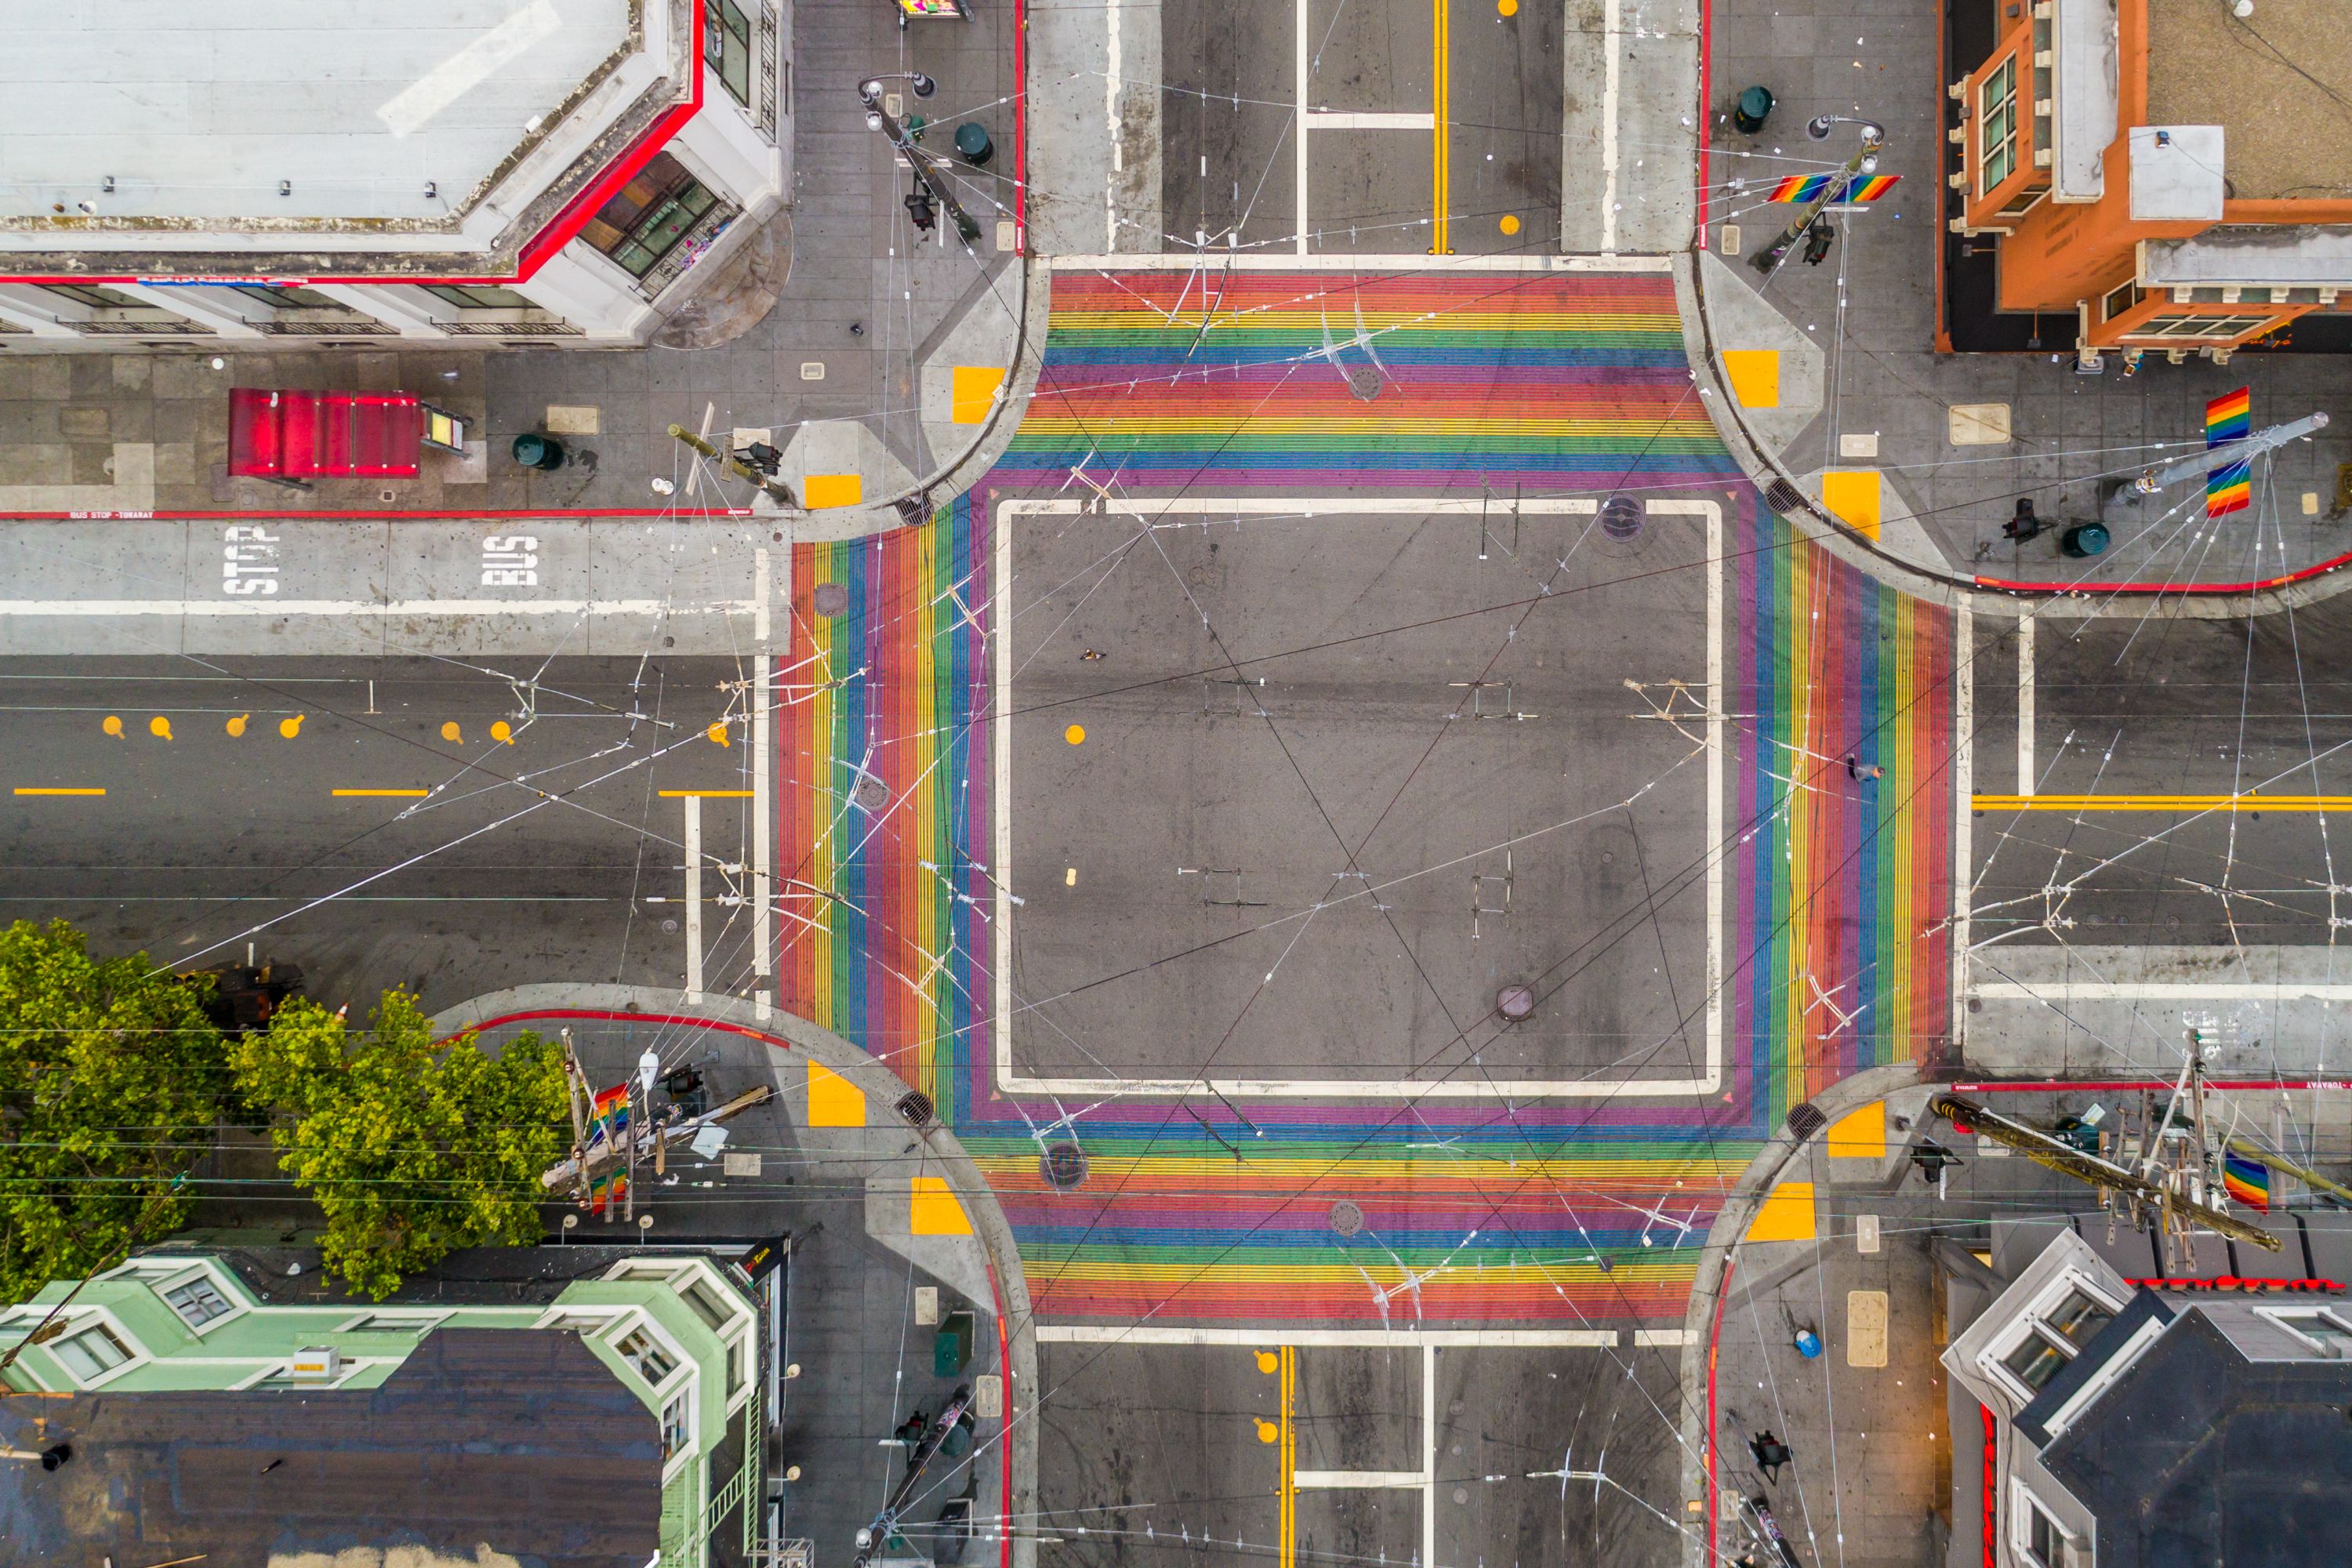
[0,1328,662,1567]
[2147,0,2352,203]
[0,0,633,223]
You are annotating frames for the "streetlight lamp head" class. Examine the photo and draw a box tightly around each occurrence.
[1806,115,1835,140]
[1859,151,1880,174]
[865,110,884,132]
[858,78,884,105]
[911,71,937,97]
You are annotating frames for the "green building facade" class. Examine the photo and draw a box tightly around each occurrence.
[0,1248,766,1565]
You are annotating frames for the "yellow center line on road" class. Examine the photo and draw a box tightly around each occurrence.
[13,787,105,797]
[1279,1345,1296,1568]
[332,788,430,798]
[1973,793,2352,812]
[1432,0,1450,255]
[659,789,755,798]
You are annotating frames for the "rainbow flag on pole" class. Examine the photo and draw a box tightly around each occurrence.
[586,1083,630,1151]
[2223,1150,2271,1210]
[2206,387,2252,517]
[1766,172,1901,203]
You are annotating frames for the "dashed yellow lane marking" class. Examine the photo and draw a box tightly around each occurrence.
[14,787,105,797]
[1065,724,1086,745]
[148,717,173,740]
[332,789,428,798]
[226,713,249,737]
[101,715,124,738]
[659,789,753,798]
[489,720,514,743]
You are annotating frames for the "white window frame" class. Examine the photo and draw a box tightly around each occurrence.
[48,1315,145,1389]
[161,1274,238,1334]
[660,1384,697,1465]
[609,1318,687,1390]
[332,1309,453,1335]
[103,1258,250,1336]
[535,1305,629,1334]
[2011,1479,2079,1567]
[1978,56,2020,194]
[2256,1305,2352,1356]
[1982,1273,2126,1405]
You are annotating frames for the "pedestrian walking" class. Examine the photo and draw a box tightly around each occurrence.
[1749,1429,1793,1485]
[1845,754,1884,782]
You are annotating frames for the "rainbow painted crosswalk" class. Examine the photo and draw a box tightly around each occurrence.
[777,269,1951,1325]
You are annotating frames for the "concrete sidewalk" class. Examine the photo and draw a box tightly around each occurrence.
[0,0,1029,525]
[1693,0,2352,593]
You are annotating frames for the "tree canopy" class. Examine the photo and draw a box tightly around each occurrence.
[231,992,567,1299]
[0,920,228,1305]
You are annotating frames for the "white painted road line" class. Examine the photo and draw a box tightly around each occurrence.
[1036,1324,1639,1347]
[683,793,704,999]
[996,498,1726,1102]
[1599,0,1621,252]
[0,599,760,618]
[2017,613,2034,795]
[1420,1345,1437,1568]
[1105,0,1123,251]
[1308,111,1438,130]
[1295,1470,1425,1490]
[1294,0,1310,256]
[753,650,774,1021]
[1045,253,1675,273]
[1954,597,1974,1042]
[1972,981,2352,1003]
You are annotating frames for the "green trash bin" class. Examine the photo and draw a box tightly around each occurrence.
[511,432,565,470]
[2060,521,2110,557]
[953,122,994,167]
[1733,85,1773,136]
[935,1309,975,1377]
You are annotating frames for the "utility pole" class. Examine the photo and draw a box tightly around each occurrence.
[859,75,981,245]
[666,423,799,506]
[1750,114,1885,276]
[2101,410,2330,527]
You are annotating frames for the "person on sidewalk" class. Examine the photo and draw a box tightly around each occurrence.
[1845,754,1884,782]
[1801,221,1834,267]
[1748,1429,1793,1484]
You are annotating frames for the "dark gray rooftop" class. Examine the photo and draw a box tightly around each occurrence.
[0,1327,661,1568]
[2041,1308,2352,1568]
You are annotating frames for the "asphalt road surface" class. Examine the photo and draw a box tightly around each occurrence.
[0,655,760,1013]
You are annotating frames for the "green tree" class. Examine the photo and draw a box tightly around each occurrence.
[0,920,228,1304]
[232,992,567,1299]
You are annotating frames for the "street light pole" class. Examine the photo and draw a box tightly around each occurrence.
[858,75,981,245]
[1749,114,1885,276]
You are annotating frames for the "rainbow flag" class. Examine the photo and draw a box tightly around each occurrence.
[588,1168,627,1216]
[2206,387,2253,517]
[2207,387,2252,446]
[586,1083,630,1149]
[2223,1151,2270,1210]
[1766,172,1900,203]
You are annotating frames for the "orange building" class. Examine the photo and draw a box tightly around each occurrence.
[1949,0,2352,363]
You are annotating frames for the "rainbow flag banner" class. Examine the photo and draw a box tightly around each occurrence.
[585,1083,630,1149]
[2206,386,2253,517]
[1767,172,1900,203]
[776,269,1953,1326]
[2223,1151,2271,1210]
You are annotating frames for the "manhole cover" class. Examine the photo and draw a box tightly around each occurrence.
[1496,984,1537,1022]
[896,1091,935,1128]
[661,917,679,934]
[1040,1142,1090,1190]
[854,776,890,811]
[1328,1200,1364,1237]
[1598,495,1645,540]
[812,582,850,617]
[1785,1101,1828,1141]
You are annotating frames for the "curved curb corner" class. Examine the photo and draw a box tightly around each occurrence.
[1671,1060,1924,1568]
[434,983,1042,1568]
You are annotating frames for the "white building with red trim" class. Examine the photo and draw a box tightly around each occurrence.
[0,0,786,347]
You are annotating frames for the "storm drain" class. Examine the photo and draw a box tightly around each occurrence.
[1041,1142,1090,1190]
[1784,1101,1828,1142]
[1599,495,1645,540]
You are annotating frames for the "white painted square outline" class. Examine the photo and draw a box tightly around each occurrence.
[992,496,1724,1099]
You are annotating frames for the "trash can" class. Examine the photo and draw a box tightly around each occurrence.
[953,122,994,167]
[934,1309,975,1377]
[511,432,565,470]
[2060,521,2110,557]
[1733,85,1774,136]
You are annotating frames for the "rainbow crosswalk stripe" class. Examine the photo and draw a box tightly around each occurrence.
[1766,172,1900,203]
[2207,386,2253,517]
[776,271,1951,1325]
